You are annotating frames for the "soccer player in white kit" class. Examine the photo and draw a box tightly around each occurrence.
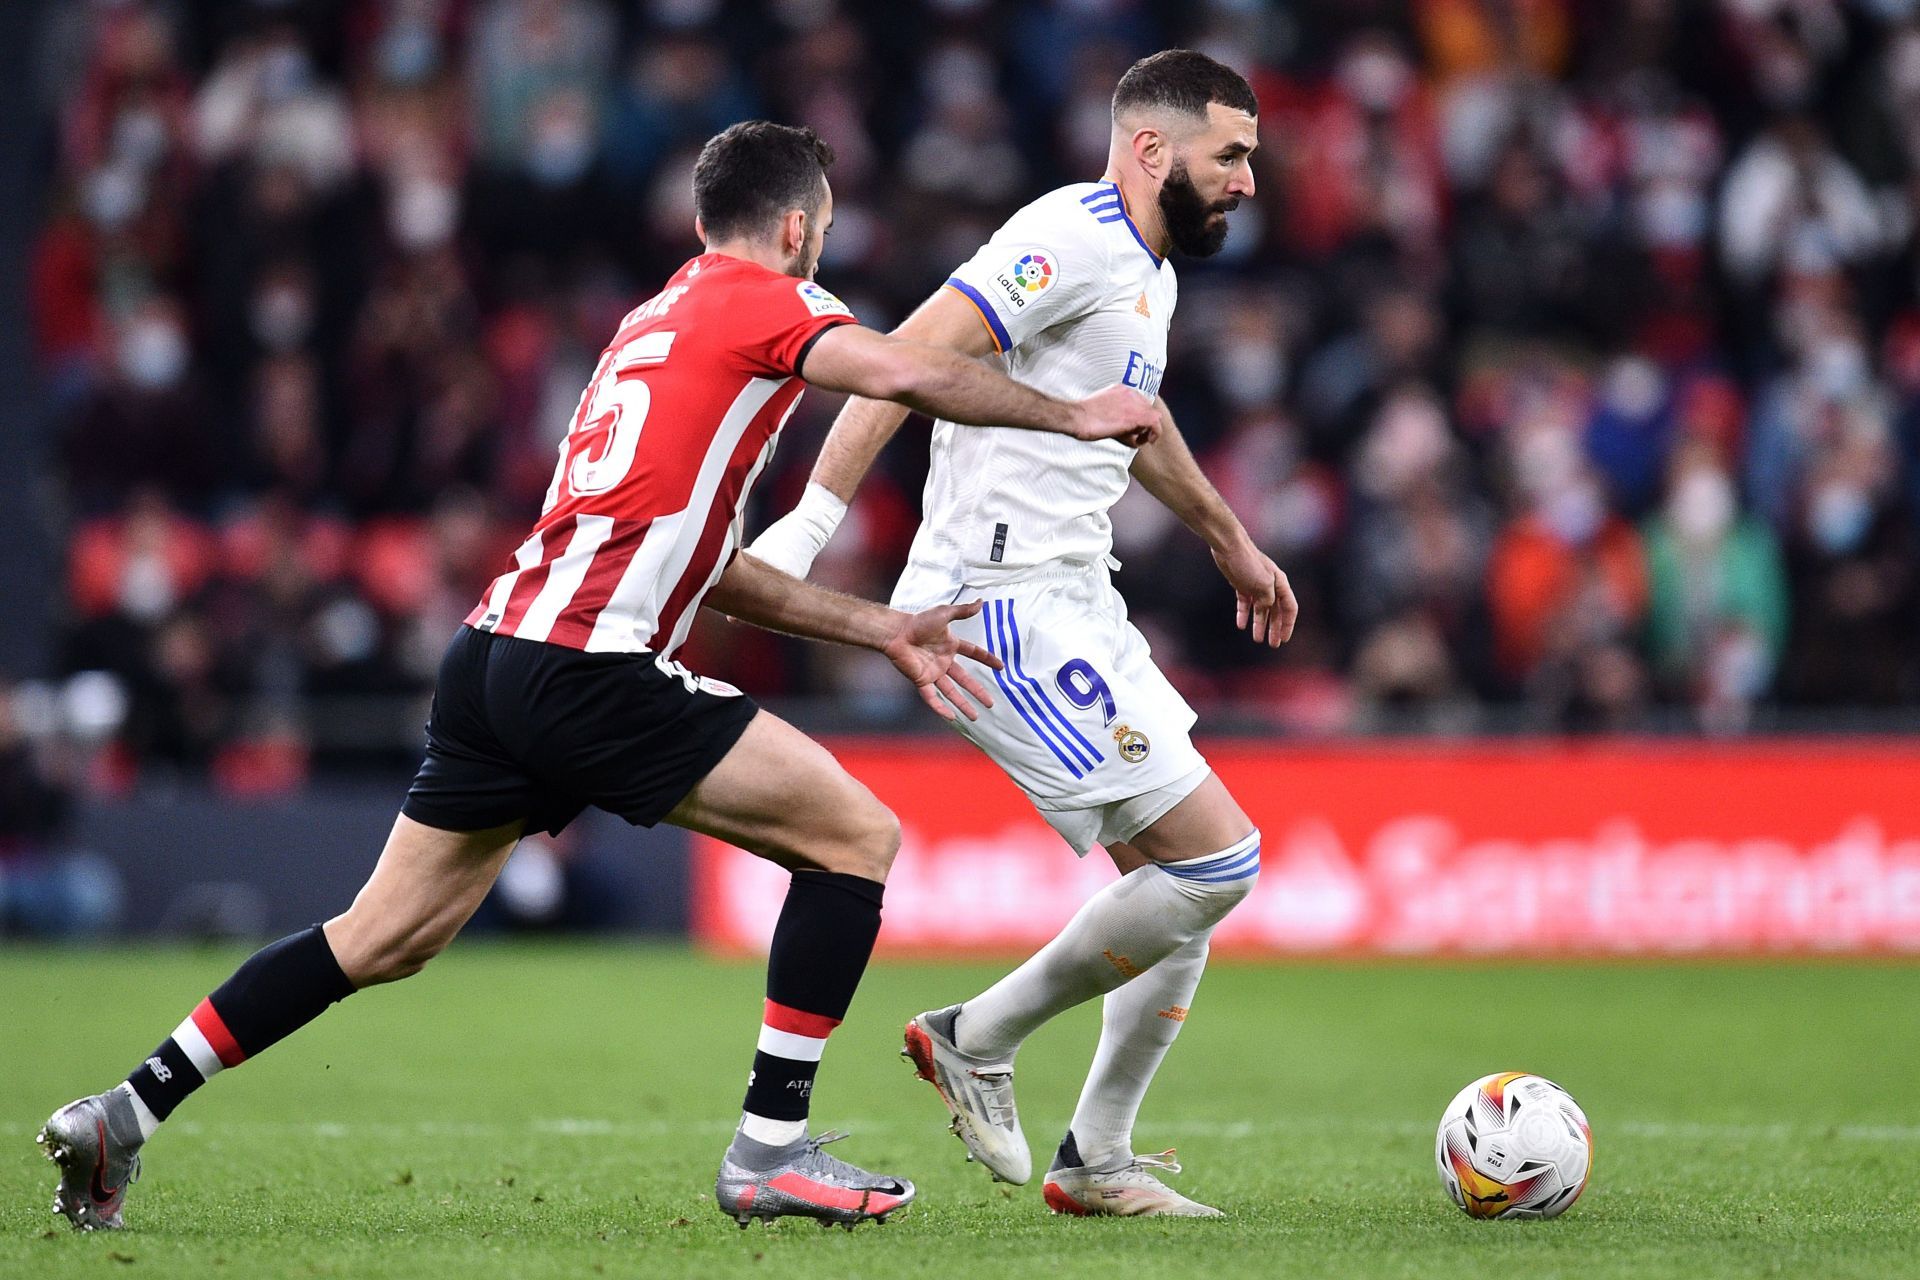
[748,51,1296,1217]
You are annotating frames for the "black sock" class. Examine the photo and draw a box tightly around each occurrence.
[126,925,355,1123]
[741,871,884,1124]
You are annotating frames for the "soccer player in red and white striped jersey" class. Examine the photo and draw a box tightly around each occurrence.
[39,121,1162,1234]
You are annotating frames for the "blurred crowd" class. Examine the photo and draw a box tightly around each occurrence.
[23,0,1920,787]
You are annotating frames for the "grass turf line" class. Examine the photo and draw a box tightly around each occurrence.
[3,943,1916,1279]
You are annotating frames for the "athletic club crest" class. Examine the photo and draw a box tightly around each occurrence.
[1113,723,1150,763]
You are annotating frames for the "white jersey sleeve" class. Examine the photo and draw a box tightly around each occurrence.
[944,201,1114,354]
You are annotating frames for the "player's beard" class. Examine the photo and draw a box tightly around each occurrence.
[1158,160,1238,258]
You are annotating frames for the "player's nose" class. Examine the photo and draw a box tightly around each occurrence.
[1230,165,1256,200]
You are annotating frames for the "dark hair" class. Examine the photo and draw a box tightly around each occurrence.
[1112,49,1258,122]
[692,121,836,241]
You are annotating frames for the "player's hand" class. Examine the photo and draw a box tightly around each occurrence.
[1068,386,1161,448]
[880,599,1003,722]
[1213,536,1298,647]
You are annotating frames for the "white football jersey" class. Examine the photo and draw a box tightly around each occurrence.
[892,181,1176,609]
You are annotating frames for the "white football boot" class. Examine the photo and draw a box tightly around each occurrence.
[901,1005,1031,1185]
[1042,1131,1224,1217]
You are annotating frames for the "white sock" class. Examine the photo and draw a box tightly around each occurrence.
[116,1082,161,1141]
[955,832,1259,1061]
[1066,931,1210,1169]
[738,1112,808,1146]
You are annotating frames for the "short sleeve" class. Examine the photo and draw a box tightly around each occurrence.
[737,275,860,378]
[944,203,1110,353]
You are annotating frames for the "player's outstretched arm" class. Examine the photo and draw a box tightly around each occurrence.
[703,551,1002,721]
[742,290,990,577]
[750,290,1158,579]
[1131,397,1299,646]
[805,288,999,506]
[800,322,1158,446]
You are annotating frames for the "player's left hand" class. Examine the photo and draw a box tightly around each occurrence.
[1069,385,1162,448]
[882,599,1003,721]
[1213,537,1298,646]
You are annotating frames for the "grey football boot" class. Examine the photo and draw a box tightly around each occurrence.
[715,1129,915,1229]
[1042,1130,1223,1217]
[38,1089,145,1231]
[902,1004,1031,1184]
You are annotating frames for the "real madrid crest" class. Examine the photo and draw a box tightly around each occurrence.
[1113,723,1150,763]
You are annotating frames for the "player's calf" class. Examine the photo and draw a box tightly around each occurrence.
[954,831,1261,1063]
[323,816,523,986]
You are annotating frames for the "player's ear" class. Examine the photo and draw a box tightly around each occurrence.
[693,215,707,245]
[1131,125,1167,180]
[781,208,807,260]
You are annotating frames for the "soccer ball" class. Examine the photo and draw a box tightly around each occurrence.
[1435,1072,1592,1219]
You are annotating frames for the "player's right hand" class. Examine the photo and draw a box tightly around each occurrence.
[881,599,1003,722]
[1213,537,1298,646]
[1069,385,1161,448]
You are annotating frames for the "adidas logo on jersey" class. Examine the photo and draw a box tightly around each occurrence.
[1135,292,1151,318]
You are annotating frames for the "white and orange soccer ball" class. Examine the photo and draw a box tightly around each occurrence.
[1435,1072,1592,1219]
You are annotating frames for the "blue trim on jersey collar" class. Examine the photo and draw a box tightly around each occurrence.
[1086,182,1162,268]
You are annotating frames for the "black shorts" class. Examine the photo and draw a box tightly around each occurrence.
[401,626,759,837]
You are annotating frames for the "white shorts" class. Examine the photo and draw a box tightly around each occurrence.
[899,562,1209,855]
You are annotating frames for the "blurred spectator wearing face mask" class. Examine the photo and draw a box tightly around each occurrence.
[1341,385,1493,677]
[1487,462,1648,689]
[1273,32,1447,265]
[1299,283,1447,454]
[1449,138,1629,346]
[1719,114,1884,293]
[0,680,122,936]
[1779,435,1917,704]
[65,297,222,513]
[602,33,758,194]
[468,0,617,172]
[1643,443,1790,725]
[1744,291,1882,532]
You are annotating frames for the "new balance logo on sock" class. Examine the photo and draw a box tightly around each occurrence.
[144,1057,171,1083]
[1103,950,1143,980]
[1156,1006,1188,1022]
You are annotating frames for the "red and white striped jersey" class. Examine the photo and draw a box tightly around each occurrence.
[466,254,858,657]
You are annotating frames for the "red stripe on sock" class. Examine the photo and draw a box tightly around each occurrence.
[191,998,246,1067]
[762,999,841,1040]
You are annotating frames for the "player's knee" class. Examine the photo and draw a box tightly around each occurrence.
[1161,828,1261,926]
[835,801,902,882]
[796,790,899,881]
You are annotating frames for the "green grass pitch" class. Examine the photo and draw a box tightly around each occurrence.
[3,944,1916,1278]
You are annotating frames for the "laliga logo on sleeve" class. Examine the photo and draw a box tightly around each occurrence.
[1012,253,1054,292]
[796,280,853,317]
[992,252,1055,309]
